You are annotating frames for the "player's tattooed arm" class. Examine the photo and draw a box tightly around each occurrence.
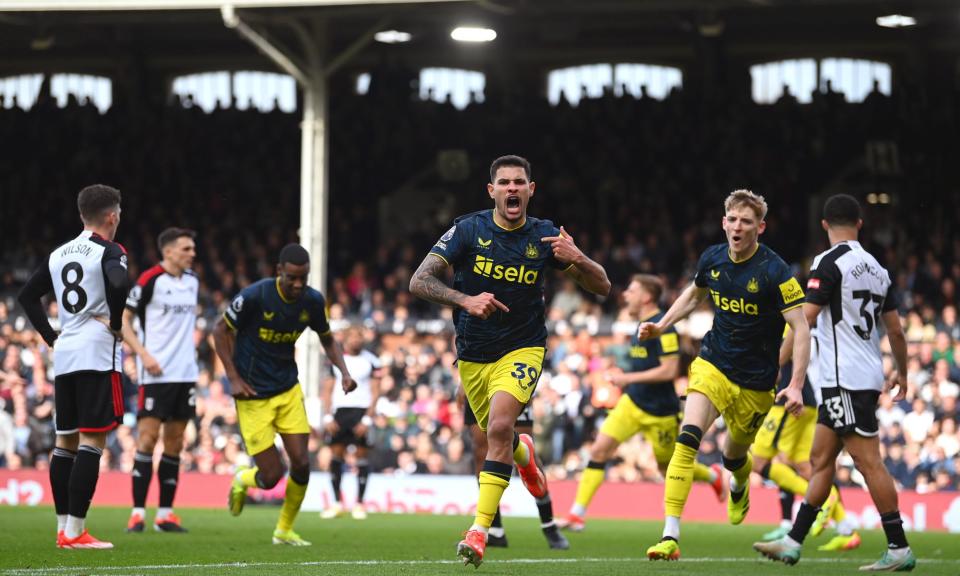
[409,254,468,308]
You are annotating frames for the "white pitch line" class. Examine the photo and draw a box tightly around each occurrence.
[3,556,958,575]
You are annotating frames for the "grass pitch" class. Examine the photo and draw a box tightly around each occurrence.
[0,506,957,575]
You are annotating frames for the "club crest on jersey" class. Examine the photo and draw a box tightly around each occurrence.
[263,311,275,321]
[231,295,244,312]
[747,277,759,293]
[525,243,539,259]
[477,237,492,249]
[710,269,720,280]
[299,310,310,322]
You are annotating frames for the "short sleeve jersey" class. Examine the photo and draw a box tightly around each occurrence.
[223,277,331,398]
[126,265,200,385]
[694,243,805,391]
[625,310,681,416]
[428,210,571,363]
[805,240,897,392]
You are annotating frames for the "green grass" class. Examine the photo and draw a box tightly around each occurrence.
[1,506,957,575]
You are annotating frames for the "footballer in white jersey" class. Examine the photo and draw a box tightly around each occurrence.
[753,194,914,570]
[17,184,127,550]
[321,326,381,519]
[120,228,199,534]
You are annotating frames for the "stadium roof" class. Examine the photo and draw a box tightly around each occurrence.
[0,0,957,77]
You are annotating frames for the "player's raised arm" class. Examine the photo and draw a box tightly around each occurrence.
[608,354,680,387]
[409,253,509,319]
[543,226,610,296]
[638,281,707,340]
[777,306,810,415]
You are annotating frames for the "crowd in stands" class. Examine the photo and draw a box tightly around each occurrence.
[1,67,959,495]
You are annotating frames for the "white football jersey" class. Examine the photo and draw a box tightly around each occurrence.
[807,240,897,392]
[332,350,380,410]
[48,231,127,375]
[126,265,200,384]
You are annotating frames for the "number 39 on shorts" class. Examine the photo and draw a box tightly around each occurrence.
[510,362,539,390]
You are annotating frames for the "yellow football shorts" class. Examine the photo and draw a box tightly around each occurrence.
[458,347,544,431]
[236,384,310,456]
[600,394,681,465]
[687,357,775,446]
[752,404,817,461]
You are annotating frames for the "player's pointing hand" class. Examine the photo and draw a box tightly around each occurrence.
[541,226,584,265]
[637,321,662,340]
[462,292,509,319]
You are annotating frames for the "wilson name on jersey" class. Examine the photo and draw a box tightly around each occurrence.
[428,210,571,363]
[49,231,128,375]
[126,265,200,384]
[806,240,897,392]
[694,243,804,391]
[332,350,380,410]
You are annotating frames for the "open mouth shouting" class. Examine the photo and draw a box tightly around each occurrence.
[505,195,522,219]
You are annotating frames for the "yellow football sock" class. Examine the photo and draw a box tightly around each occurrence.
[831,487,846,521]
[730,453,753,489]
[693,462,713,483]
[276,476,308,532]
[769,462,809,495]
[513,437,530,467]
[475,464,512,528]
[575,466,605,508]
[664,443,698,517]
[237,466,259,488]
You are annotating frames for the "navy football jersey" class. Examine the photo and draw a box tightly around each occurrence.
[693,243,804,391]
[429,210,571,363]
[223,277,331,397]
[625,311,681,417]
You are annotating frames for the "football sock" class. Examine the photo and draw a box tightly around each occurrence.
[66,445,102,537]
[788,501,819,544]
[766,461,808,496]
[573,460,605,512]
[664,425,701,517]
[357,458,370,503]
[779,488,795,522]
[536,493,556,529]
[474,461,512,529]
[276,474,308,532]
[512,433,530,467]
[51,447,76,532]
[158,454,180,510]
[330,458,344,504]
[132,451,153,509]
[880,510,909,549]
[692,462,713,483]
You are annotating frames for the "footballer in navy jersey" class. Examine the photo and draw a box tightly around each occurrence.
[410,155,610,567]
[639,190,810,561]
[558,275,724,533]
[214,243,354,546]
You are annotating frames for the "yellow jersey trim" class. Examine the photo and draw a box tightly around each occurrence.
[223,313,237,331]
[275,277,296,304]
[781,302,804,314]
[491,210,526,231]
[561,262,575,273]
[428,252,450,267]
[728,242,760,264]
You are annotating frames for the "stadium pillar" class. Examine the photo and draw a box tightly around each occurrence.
[222,7,328,401]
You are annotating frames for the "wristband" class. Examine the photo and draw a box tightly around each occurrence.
[361,415,373,426]
[323,414,334,424]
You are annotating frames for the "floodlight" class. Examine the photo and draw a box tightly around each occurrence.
[451,27,496,42]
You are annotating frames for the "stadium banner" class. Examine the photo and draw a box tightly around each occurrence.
[1,469,958,532]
